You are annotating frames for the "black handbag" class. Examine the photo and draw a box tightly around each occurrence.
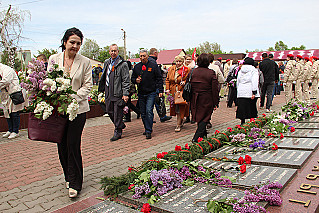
[182,68,195,102]
[10,90,25,105]
[155,96,166,118]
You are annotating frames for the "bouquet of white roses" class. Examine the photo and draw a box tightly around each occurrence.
[21,59,79,121]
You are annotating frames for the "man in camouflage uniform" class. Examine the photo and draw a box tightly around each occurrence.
[303,57,313,102]
[311,56,319,99]
[283,54,297,103]
[294,55,304,101]
[224,59,231,98]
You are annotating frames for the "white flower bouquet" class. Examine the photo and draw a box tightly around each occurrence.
[21,59,79,121]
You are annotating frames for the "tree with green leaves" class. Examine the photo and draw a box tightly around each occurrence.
[80,38,100,60]
[291,45,306,50]
[34,48,58,59]
[274,41,288,51]
[98,46,110,62]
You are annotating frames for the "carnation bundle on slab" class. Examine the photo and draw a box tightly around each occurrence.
[21,59,79,121]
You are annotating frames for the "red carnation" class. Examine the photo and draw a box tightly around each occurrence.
[280,133,284,139]
[141,203,151,213]
[185,143,190,150]
[245,155,252,164]
[238,156,244,165]
[128,184,134,190]
[157,153,164,159]
[235,125,241,128]
[267,133,274,137]
[250,118,255,122]
[262,113,266,117]
[317,105,319,110]
[175,145,182,151]
[240,164,246,173]
[290,127,295,132]
[197,137,203,142]
[215,130,220,134]
[162,152,168,156]
[227,127,233,132]
[142,65,146,71]
[128,166,133,172]
[272,143,278,150]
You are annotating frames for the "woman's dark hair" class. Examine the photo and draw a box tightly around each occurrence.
[197,53,211,68]
[60,27,84,51]
[243,57,254,66]
[208,53,214,63]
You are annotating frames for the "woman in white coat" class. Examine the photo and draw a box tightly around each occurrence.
[236,57,260,125]
[0,63,27,139]
[48,27,92,198]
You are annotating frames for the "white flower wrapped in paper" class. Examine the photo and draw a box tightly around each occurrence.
[67,99,79,121]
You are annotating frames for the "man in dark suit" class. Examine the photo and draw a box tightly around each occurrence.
[98,44,130,141]
[259,53,279,112]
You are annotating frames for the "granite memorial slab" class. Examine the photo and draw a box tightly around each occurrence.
[263,137,319,151]
[293,122,319,129]
[119,183,266,213]
[206,147,312,169]
[195,159,297,191]
[79,200,139,213]
[299,116,319,123]
[284,129,319,138]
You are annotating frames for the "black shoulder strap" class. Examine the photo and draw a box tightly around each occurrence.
[188,67,195,81]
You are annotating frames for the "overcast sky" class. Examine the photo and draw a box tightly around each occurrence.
[1,0,318,56]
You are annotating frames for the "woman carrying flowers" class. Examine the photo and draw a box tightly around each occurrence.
[48,27,92,198]
[165,55,190,132]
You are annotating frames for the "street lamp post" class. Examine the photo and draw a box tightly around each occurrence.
[121,29,127,60]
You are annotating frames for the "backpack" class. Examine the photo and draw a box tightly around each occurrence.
[226,65,239,83]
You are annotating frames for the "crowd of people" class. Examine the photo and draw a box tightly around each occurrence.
[1,27,319,199]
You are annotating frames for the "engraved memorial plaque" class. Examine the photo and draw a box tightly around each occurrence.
[285,129,319,138]
[79,200,139,213]
[263,138,319,151]
[206,148,312,169]
[195,159,297,190]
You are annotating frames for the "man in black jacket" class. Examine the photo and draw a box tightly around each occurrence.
[148,48,172,123]
[131,49,164,139]
[98,44,130,141]
[259,53,279,112]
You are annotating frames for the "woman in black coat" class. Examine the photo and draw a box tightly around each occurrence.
[189,53,219,142]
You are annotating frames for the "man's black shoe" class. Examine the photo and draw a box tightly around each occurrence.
[160,116,172,122]
[110,135,121,141]
[146,133,152,139]
[184,117,190,123]
[191,120,195,124]
[153,120,156,123]
[206,122,212,129]
[143,132,146,135]
[137,114,141,119]
[123,119,131,122]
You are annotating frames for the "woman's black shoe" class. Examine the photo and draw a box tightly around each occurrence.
[184,117,190,123]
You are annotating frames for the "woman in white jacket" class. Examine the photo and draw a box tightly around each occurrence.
[0,63,27,139]
[236,58,260,125]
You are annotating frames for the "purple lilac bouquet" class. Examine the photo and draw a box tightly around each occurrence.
[20,59,79,121]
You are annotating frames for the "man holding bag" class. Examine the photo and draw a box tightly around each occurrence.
[0,63,27,139]
[165,55,190,132]
[98,44,130,141]
[131,50,163,139]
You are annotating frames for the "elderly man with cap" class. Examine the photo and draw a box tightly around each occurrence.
[283,54,297,103]
[295,55,304,101]
[303,57,313,102]
[311,56,319,99]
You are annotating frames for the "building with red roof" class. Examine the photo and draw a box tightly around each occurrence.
[128,49,186,67]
